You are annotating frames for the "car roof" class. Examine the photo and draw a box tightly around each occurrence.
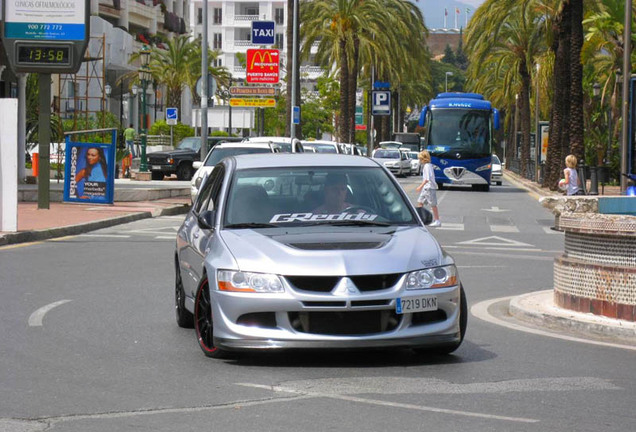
[244,136,293,143]
[228,153,379,170]
[214,142,277,149]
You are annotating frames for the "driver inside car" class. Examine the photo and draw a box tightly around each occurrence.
[312,173,354,214]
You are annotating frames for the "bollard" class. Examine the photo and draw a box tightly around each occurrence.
[32,152,39,177]
[588,166,599,195]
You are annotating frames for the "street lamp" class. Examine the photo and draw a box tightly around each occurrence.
[138,45,152,173]
[445,71,453,92]
[104,83,111,113]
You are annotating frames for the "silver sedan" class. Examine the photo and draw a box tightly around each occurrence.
[175,154,467,358]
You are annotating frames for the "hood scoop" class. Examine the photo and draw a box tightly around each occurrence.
[286,241,386,250]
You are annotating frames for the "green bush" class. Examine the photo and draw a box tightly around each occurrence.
[149,120,194,146]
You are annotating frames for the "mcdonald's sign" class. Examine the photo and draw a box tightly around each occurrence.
[246,49,280,84]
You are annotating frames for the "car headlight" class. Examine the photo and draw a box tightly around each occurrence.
[476,164,491,172]
[405,265,457,290]
[217,270,284,293]
[167,158,174,164]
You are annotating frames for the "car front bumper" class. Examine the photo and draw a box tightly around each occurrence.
[210,284,462,351]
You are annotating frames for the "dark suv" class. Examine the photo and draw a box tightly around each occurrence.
[147,136,242,180]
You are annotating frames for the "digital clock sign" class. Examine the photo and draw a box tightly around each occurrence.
[17,45,72,66]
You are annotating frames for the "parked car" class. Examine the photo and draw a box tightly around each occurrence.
[190,142,280,201]
[408,151,422,176]
[147,136,242,181]
[372,148,411,177]
[300,140,342,154]
[491,154,503,185]
[243,136,304,153]
[175,153,467,358]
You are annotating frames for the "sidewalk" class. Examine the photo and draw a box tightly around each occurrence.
[0,179,191,246]
[503,170,635,347]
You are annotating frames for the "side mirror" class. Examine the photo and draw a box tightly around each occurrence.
[418,106,428,127]
[197,209,216,230]
[493,108,500,130]
[193,161,202,170]
[416,207,433,225]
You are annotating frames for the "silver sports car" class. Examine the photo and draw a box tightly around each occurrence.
[175,154,467,358]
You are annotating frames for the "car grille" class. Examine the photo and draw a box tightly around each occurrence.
[285,274,401,293]
[148,156,167,165]
[289,310,401,335]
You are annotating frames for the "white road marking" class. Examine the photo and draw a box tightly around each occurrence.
[436,222,464,230]
[489,225,520,233]
[155,236,177,239]
[28,300,72,327]
[471,296,636,351]
[238,381,544,423]
[457,236,533,247]
[79,234,131,238]
[482,206,509,212]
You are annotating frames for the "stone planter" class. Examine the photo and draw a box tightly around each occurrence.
[542,196,636,322]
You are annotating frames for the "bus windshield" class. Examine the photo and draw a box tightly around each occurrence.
[428,109,491,158]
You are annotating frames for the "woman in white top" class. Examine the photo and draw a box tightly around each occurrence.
[415,150,441,227]
[563,154,582,196]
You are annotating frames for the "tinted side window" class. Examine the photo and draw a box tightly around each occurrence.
[194,164,224,214]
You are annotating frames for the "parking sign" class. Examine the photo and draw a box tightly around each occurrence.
[372,90,391,116]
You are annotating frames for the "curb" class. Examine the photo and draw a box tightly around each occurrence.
[509,290,636,343]
[0,203,189,247]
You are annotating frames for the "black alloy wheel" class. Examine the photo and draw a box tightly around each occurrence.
[194,277,230,359]
[177,163,193,180]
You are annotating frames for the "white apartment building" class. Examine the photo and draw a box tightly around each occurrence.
[187,0,323,132]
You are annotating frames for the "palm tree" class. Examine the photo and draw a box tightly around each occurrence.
[466,0,545,178]
[300,0,429,143]
[125,35,229,114]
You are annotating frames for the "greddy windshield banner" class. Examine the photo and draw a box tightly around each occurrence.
[270,212,378,223]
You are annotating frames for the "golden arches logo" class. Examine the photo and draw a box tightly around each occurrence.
[249,49,279,71]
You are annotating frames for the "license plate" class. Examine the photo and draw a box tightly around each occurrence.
[396,296,437,314]
[152,165,162,170]
[451,180,466,185]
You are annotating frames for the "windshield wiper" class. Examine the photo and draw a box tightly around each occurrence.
[225,222,277,229]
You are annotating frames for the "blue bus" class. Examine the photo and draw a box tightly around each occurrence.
[419,92,500,191]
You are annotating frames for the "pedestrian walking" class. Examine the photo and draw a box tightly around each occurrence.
[124,124,137,158]
[415,150,441,227]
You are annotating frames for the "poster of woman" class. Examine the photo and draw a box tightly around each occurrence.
[64,142,115,204]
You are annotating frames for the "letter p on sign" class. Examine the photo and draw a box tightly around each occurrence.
[372,90,391,116]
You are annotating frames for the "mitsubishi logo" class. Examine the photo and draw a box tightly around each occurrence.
[333,278,361,296]
[451,167,466,179]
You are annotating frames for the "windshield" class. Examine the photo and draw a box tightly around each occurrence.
[428,109,491,158]
[408,153,418,160]
[224,167,417,227]
[204,147,272,166]
[177,138,201,151]
[374,150,400,159]
[492,155,501,165]
[307,143,338,153]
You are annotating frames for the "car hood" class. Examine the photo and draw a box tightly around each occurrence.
[148,148,196,157]
[218,226,443,276]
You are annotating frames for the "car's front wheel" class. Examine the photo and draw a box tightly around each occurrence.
[177,163,193,181]
[194,277,231,359]
[151,171,164,180]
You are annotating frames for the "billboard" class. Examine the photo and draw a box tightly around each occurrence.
[64,142,115,204]
[246,49,280,84]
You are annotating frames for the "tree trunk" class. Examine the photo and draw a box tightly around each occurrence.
[346,37,360,144]
[543,2,571,190]
[568,0,584,163]
[519,58,532,178]
[338,39,349,143]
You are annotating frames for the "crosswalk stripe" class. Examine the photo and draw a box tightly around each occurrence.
[436,223,464,230]
[490,225,520,233]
